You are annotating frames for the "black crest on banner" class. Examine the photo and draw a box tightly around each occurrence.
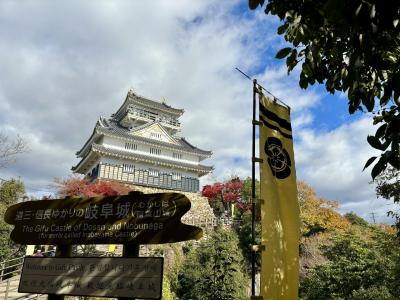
[264,137,291,179]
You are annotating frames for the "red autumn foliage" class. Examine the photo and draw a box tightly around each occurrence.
[56,175,134,197]
[202,177,246,214]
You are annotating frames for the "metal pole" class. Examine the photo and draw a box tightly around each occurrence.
[251,79,257,296]
[118,244,140,300]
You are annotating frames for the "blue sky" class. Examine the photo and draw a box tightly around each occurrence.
[0,0,394,223]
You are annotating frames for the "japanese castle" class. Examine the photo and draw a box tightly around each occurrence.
[72,90,213,192]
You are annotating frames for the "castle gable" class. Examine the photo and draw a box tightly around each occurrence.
[131,122,179,145]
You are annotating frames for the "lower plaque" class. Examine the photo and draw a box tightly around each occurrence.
[19,257,163,299]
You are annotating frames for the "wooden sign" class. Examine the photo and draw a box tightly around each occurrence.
[20,257,163,299]
[4,192,202,245]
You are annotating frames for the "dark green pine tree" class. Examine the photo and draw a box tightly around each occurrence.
[176,226,249,300]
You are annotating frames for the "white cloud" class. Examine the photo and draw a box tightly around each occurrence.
[0,0,264,190]
[294,117,393,222]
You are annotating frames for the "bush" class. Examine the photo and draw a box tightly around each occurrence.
[344,212,369,227]
[175,226,249,300]
[349,286,395,300]
[300,232,397,299]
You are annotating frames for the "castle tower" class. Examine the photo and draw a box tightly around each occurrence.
[72,90,213,192]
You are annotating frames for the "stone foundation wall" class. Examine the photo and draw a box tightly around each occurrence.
[131,185,216,228]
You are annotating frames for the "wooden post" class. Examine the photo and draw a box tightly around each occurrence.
[48,245,72,300]
[0,262,4,282]
[118,244,140,300]
[4,277,10,299]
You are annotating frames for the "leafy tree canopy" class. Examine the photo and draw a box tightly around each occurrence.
[236,211,261,273]
[249,0,400,178]
[0,178,25,207]
[202,177,247,216]
[375,167,400,235]
[344,211,369,227]
[300,230,400,299]
[175,226,248,300]
[0,179,25,261]
[298,181,350,235]
[240,177,260,205]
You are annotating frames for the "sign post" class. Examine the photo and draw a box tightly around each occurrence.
[119,244,140,300]
[48,245,72,300]
[5,191,201,299]
[5,192,202,245]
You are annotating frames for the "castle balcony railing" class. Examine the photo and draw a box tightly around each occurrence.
[128,110,181,128]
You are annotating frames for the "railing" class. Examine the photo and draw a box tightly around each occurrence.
[0,249,113,300]
[0,254,45,299]
[1,277,41,300]
[128,109,181,127]
[182,216,218,231]
[219,217,243,229]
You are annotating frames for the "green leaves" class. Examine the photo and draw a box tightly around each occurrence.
[365,113,399,179]
[0,179,25,261]
[249,0,400,179]
[375,124,387,139]
[367,135,387,151]
[300,231,399,299]
[248,0,264,10]
[355,3,363,16]
[277,23,288,35]
[286,49,298,71]
[363,156,377,171]
[362,95,375,112]
[275,47,292,59]
[299,73,308,89]
[175,227,248,300]
[371,156,387,179]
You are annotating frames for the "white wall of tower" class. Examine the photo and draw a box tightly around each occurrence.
[101,136,201,165]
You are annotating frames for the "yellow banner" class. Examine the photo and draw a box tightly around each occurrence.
[259,93,300,299]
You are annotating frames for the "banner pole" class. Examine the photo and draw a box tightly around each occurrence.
[48,245,72,300]
[118,243,140,300]
[251,78,257,296]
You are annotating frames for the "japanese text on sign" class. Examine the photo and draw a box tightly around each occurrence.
[5,192,203,245]
[19,257,163,299]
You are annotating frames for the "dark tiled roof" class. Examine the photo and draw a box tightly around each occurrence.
[113,91,184,121]
[92,144,213,174]
[129,92,184,115]
[96,120,212,156]
[71,149,98,172]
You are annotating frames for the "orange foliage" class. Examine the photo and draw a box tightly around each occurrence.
[56,175,134,197]
[297,181,350,235]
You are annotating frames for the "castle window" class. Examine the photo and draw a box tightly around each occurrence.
[150,148,161,155]
[123,164,135,173]
[172,172,182,180]
[144,109,158,121]
[148,169,159,176]
[150,132,162,139]
[173,152,182,159]
[125,143,137,150]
